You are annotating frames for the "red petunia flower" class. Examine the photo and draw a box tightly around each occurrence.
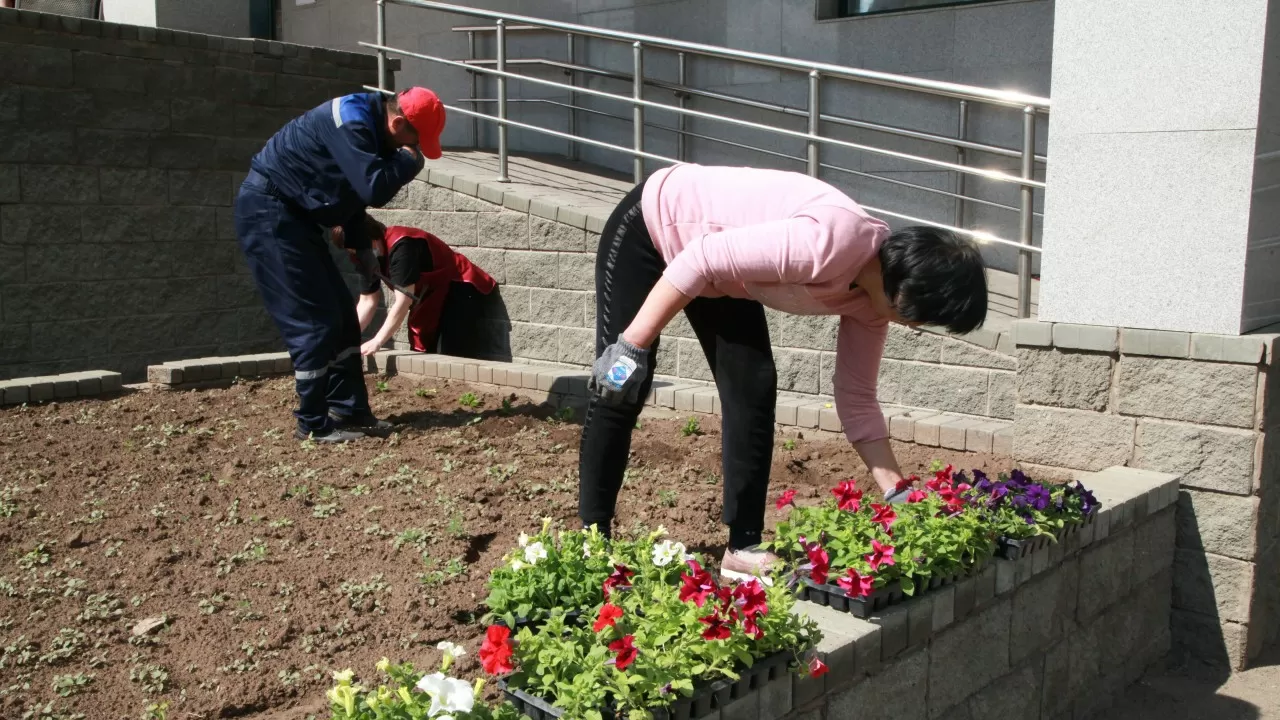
[775,489,797,511]
[679,560,717,607]
[906,490,929,503]
[808,656,829,678]
[608,635,638,671]
[837,567,875,598]
[603,564,635,598]
[699,612,734,641]
[894,476,916,493]
[593,603,623,632]
[742,612,764,640]
[869,503,897,532]
[802,539,830,586]
[832,480,863,512]
[866,540,895,571]
[479,625,515,675]
[733,578,768,618]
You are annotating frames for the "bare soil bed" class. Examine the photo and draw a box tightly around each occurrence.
[0,375,1016,720]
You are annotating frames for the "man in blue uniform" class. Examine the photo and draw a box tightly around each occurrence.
[234,87,446,442]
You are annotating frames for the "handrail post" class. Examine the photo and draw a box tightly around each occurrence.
[567,32,578,160]
[807,70,821,177]
[633,41,644,183]
[375,0,388,90]
[496,19,509,182]
[467,29,478,149]
[954,99,968,227]
[677,51,688,162]
[1018,106,1036,318]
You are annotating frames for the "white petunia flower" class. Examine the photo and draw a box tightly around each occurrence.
[415,673,475,717]
[652,540,687,567]
[511,558,526,571]
[524,541,547,565]
[518,532,530,547]
[583,542,592,558]
[437,641,466,662]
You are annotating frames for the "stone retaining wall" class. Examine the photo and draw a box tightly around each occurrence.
[1012,319,1280,669]
[0,7,384,382]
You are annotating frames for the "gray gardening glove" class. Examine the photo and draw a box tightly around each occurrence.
[588,338,649,407]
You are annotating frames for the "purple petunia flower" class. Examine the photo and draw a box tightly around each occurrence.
[1075,481,1099,516]
[1022,513,1037,525]
[1008,469,1031,489]
[973,470,992,493]
[1025,484,1051,511]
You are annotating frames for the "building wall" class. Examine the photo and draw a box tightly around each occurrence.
[279,0,1053,274]
[102,0,255,37]
[0,8,380,381]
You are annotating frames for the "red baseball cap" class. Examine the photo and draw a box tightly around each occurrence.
[398,86,446,160]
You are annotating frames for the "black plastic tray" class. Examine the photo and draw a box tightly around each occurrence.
[995,515,1094,560]
[499,650,790,720]
[799,560,985,618]
[492,609,583,632]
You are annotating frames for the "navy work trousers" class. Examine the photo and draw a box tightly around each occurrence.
[234,171,370,434]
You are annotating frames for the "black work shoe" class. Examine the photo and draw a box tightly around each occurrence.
[294,427,366,443]
[329,411,394,437]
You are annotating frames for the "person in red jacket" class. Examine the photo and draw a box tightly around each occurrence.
[336,217,496,354]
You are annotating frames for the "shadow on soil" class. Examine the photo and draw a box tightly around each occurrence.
[386,397,572,431]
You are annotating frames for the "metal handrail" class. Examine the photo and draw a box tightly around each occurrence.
[369,0,1045,315]
[462,57,1048,164]
[368,85,1040,256]
[462,97,1043,218]
[362,41,1045,191]
[394,0,1049,111]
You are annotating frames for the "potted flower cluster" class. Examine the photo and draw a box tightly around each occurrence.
[771,467,998,617]
[483,522,693,630]
[965,469,1100,558]
[325,642,522,720]
[481,524,823,720]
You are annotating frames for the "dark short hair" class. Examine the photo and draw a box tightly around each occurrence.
[385,92,402,116]
[879,226,988,335]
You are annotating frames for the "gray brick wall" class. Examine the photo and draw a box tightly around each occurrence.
[1012,320,1280,670]
[0,7,382,381]
[374,172,1018,422]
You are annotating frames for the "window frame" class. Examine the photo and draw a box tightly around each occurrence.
[836,0,1007,19]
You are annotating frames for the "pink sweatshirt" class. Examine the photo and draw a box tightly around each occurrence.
[641,163,892,444]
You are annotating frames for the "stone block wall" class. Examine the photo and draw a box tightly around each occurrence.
[1012,320,1280,669]
[372,158,1019,422]
[0,7,382,381]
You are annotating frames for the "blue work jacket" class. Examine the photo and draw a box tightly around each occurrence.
[248,92,424,249]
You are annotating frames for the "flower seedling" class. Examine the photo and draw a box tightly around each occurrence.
[680,417,702,437]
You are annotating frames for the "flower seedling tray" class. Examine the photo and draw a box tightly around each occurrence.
[492,609,584,632]
[995,515,1094,560]
[800,578,904,618]
[499,651,790,720]
[800,561,986,619]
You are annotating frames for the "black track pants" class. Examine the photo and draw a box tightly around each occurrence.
[577,181,779,550]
